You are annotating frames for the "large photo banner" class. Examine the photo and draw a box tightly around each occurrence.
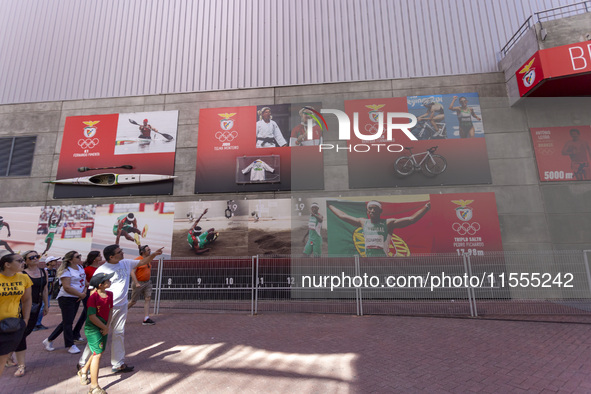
[344,93,491,189]
[326,192,502,257]
[54,110,178,198]
[195,103,324,193]
[531,125,591,181]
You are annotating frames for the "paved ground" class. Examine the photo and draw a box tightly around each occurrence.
[2,308,591,393]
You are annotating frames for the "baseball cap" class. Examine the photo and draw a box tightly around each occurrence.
[89,272,115,288]
[45,256,61,263]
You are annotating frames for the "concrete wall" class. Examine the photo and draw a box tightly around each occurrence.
[0,73,590,251]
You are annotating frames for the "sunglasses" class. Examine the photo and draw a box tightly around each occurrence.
[27,255,40,260]
[75,254,82,259]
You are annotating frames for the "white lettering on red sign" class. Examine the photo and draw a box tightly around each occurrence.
[568,44,591,71]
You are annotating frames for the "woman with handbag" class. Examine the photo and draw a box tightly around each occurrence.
[0,254,32,377]
[8,251,48,377]
[42,251,87,354]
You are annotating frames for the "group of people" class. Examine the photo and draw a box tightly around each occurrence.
[0,244,162,394]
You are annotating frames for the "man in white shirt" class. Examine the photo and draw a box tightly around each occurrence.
[78,244,163,373]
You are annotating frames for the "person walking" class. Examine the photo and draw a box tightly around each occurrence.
[78,244,163,373]
[0,254,32,377]
[129,245,155,325]
[42,251,87,354]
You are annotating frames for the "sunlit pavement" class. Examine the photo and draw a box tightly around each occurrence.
[2,307,591,393]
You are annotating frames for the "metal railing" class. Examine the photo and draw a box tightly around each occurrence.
[147,251,591,319]
[500,1,591,58]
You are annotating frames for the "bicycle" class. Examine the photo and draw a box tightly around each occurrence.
[410,119,446,140]
[394,146,447,177]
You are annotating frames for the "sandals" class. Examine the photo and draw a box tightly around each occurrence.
[14,365,25,377]
[78,369,90,385]
[5,356,17,368]
[88,386,107,394]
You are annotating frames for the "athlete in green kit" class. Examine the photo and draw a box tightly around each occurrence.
[302,203,323,256]
[329,200,431,257]
[188,209,218,254]
[41,209,63,255]
[113,213,143,246]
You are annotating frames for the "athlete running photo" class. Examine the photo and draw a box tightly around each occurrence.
[448,96,481,138]
[41,209,63,256]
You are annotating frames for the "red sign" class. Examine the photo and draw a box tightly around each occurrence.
[516,42,591,97]
[516,52,544,97]
[530,126,591,182]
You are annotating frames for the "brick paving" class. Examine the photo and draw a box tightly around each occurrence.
[1,308,591,393]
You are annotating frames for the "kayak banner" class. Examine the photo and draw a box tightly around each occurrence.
[54,110,178,198]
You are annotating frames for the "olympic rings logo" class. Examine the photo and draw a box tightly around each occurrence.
[215,131,238,142]
[452,222,480,235]
[78,138,99,149]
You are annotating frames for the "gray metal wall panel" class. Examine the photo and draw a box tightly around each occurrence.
[0,0,581,104]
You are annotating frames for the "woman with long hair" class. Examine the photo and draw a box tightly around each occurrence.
[42,251,87,354]
[72,251,103,342]
[6,251,48,377]
[0,254,32,377]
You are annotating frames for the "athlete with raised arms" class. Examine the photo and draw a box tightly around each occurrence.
[328,201,431,257]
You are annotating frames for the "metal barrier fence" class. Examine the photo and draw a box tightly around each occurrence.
[149,251,591,318]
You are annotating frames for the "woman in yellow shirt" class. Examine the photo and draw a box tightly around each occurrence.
[0,253,32,377]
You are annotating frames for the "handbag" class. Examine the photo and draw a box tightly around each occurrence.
[0,317,25,334]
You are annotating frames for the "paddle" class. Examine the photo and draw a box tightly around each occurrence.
[129,119,174,141]
[77,165,134,172]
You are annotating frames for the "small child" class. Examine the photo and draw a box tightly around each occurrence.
[77,272,114,394]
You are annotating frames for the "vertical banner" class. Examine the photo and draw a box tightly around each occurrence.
[531,126,591,181]
[54,111,178,198]
[344,93,491,189]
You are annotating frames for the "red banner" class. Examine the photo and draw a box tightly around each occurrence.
[516,42,591,97]
[531,125,591,182]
